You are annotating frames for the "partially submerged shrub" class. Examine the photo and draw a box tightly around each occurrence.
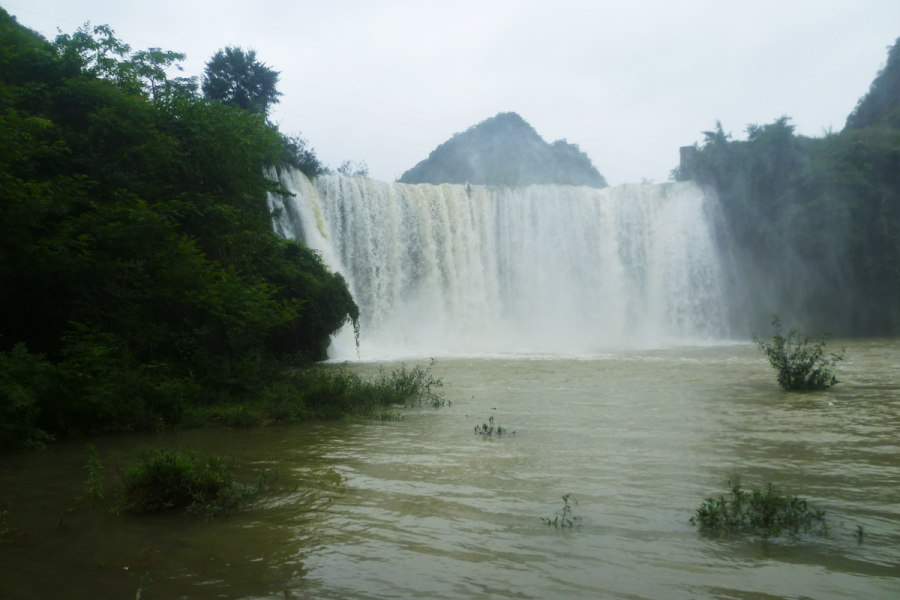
[691,477,827,538]
[754,316,844,391]
[381,360,443,402]
[542,494,580,529]
[288,360,444,419]
[83,444,105,500]
[119,449,264,517]
[474,415,506,436]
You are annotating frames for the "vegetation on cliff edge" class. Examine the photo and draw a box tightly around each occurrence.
[673,38,900,337]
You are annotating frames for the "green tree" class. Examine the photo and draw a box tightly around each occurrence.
[201,46,282,117]
[278,133,327,178]
[129,47,189,98]
[0,8,359,448]
[676,114,900,336]
[53,22,133,87]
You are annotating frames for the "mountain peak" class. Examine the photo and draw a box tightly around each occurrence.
[399,112,607,188]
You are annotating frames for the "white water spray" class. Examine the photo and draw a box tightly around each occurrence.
[269,170,726,359]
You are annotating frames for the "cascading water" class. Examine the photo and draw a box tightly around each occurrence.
[269,169,727,359]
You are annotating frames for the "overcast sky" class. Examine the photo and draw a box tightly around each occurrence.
[6,1,899,186]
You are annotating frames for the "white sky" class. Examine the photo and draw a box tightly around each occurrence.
[5,1,899,185]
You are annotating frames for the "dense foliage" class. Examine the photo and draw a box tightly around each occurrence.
[754,317,843,391]
[399,112,608,188]
[119,448,262,516]
[197,362,444,426]
[691,478,827,538]
[201,46,281,117]
[0,10,357,449]
[674,38,900,336]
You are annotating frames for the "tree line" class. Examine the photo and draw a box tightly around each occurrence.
[673,38,900,337]
[0,10,358,449]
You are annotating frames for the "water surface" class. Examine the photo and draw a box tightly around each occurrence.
[1,341,898,599]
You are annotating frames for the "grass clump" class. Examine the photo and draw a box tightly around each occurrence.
[83,443,105,500]
[542,494,580,529]
[283,360,444,419]
[691,477,828,538]
[754,316,844,391]
[186,361,444,427]
[119,449,265,517]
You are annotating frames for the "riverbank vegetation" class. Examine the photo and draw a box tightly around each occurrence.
[0,10,428,452]
[674,37,900,337]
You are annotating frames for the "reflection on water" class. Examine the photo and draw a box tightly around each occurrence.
[1,341,898,599]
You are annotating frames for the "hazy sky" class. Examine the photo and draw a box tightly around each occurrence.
[6,1,899,185]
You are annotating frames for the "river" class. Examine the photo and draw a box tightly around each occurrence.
[2,340,898,599]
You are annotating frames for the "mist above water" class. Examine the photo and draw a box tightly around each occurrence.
[270,170,727,359]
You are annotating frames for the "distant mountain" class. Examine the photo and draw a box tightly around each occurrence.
[399,112,607,188]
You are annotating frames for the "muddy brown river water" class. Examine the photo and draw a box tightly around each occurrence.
[1,341,898,599]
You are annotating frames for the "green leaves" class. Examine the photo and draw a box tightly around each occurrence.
[120,448,264,517]
[691,477,828,539]
[201,47,282,117]
[542,494,580,529]
[754,316,844,391]
[0,9,359,448]
[682,108,900,336]
[0,343,57,450]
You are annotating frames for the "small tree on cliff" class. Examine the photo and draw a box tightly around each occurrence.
[202,46,282,117]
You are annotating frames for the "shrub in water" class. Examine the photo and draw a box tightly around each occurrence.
[474,415,505,436]
[119,449,260,516]
[289,360,444,419]
[691,477,827,538]
[542,494,580,529]
[754,316,844,391]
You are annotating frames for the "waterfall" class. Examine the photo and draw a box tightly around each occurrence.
[269,169,727,359]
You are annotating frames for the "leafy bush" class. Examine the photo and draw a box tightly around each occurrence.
[691,477,827,538]
[119,449,262,516]
[286,361,444,419]
[0,344,57,450]
[754,317,844,390]
[381,360,443,402]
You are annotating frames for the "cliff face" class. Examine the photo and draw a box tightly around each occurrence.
[399,112,607,188]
